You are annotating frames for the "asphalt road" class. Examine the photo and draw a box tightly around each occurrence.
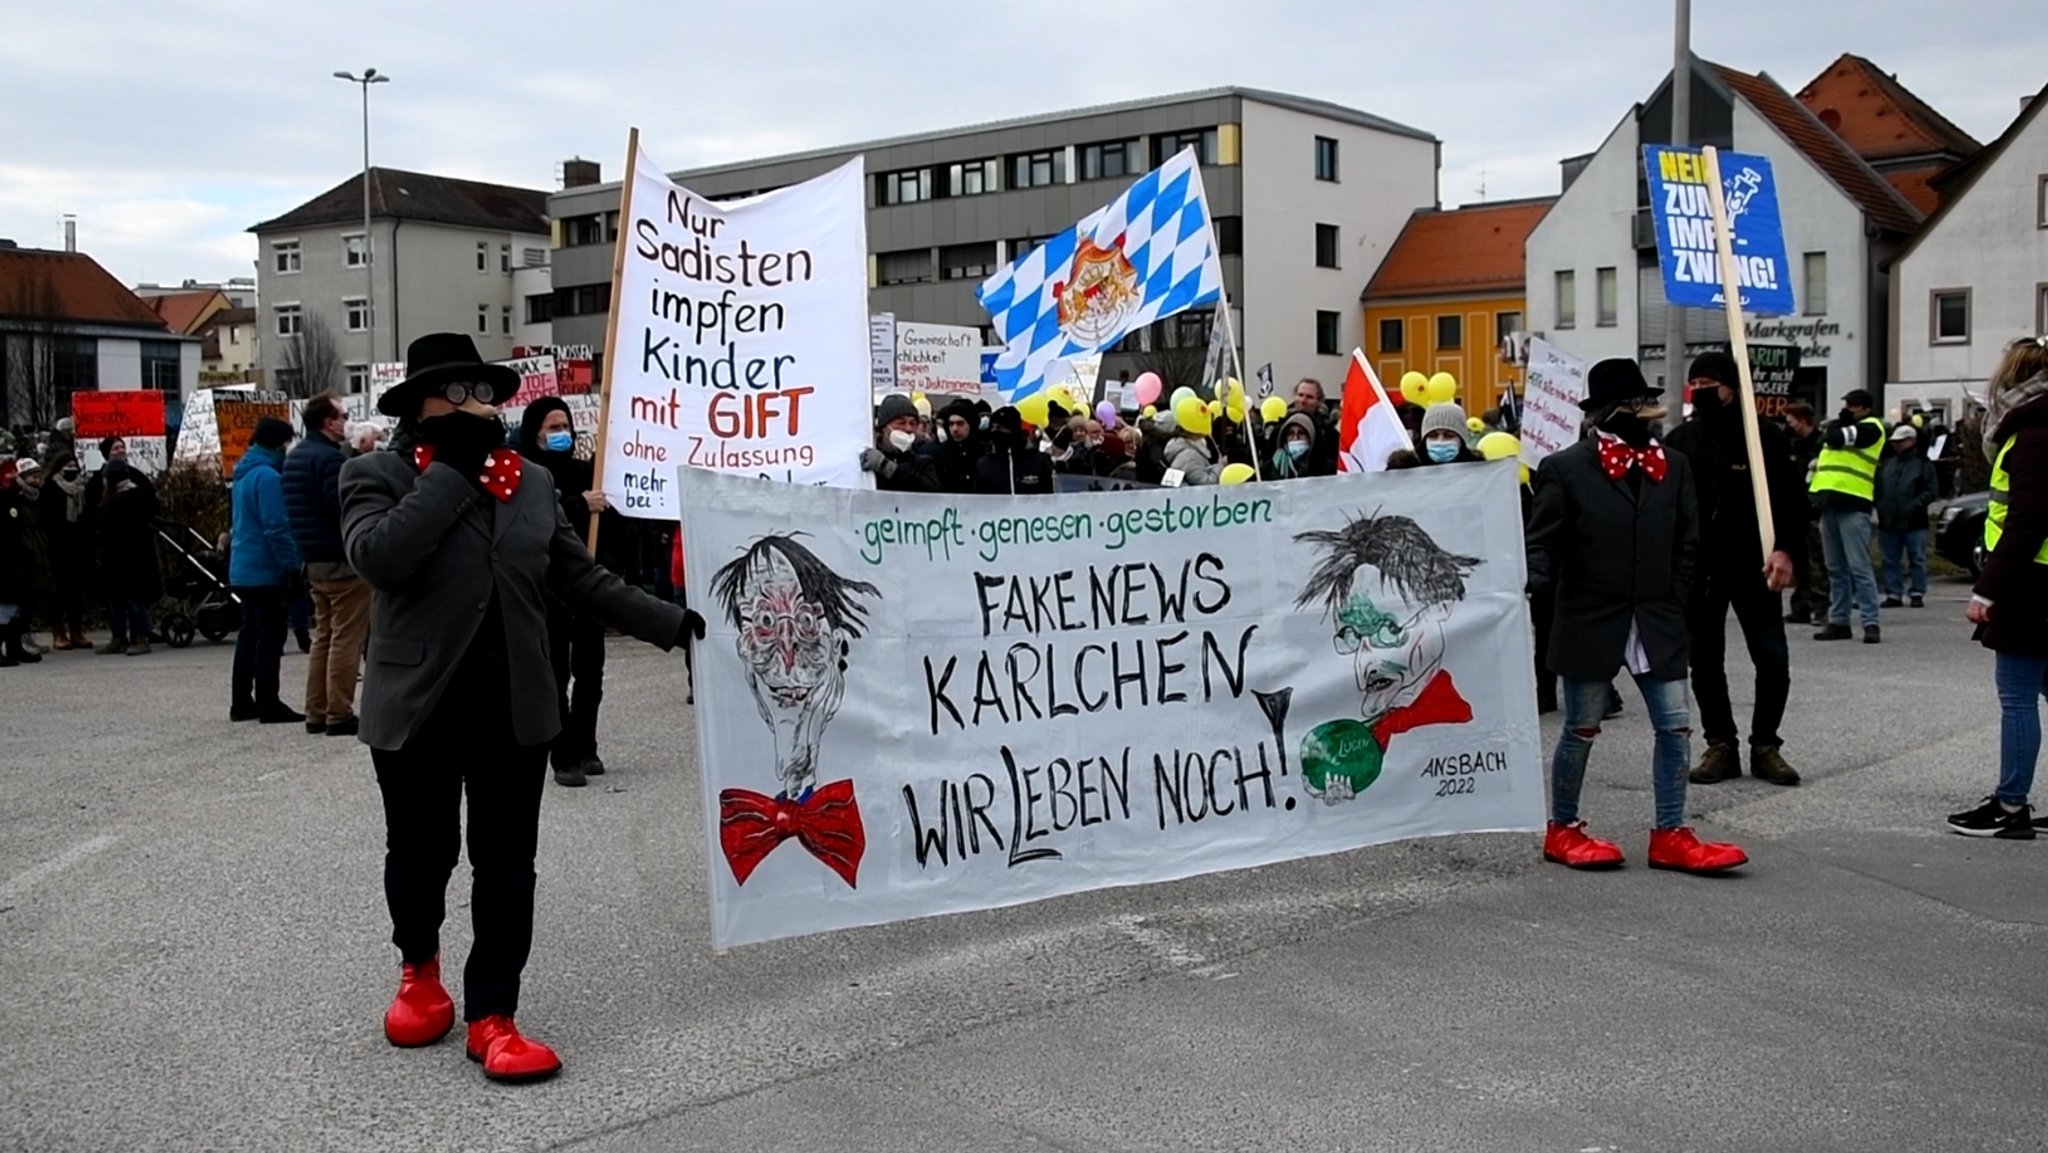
[4,572,2043,1153]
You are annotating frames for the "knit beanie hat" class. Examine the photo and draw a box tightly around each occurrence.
[1420,402,1468,439]
[253,417,295,449]
[1687,351,1741,389]
[873,394,918,429]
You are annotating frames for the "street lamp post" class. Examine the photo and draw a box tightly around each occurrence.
[333,68,390,395]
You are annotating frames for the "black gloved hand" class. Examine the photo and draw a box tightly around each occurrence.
[676,608,706,649]
[416,411,506,478]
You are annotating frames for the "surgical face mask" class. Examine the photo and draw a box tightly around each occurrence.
[542,430,574,453]
[1426,440,1461,463]
[887,429,917,453]
[1285,440,1310,459]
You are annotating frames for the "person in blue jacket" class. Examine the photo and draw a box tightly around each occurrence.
[229,417,305,723]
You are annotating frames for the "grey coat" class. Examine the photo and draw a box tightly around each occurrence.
[341,449,684,751]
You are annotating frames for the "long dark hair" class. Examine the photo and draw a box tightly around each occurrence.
[710,533,881,636]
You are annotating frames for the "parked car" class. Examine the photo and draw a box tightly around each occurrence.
[1935,490,1990,577]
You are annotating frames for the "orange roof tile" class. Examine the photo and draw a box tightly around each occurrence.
[1712,65,1923,235]
[1883,165,1948,215]
[1796,54,1980,163]
[0,247,169,329]
[1363,198,1554,301]
[142,288,228,335]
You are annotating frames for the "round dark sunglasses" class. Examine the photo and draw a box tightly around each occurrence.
[437,380,501,405]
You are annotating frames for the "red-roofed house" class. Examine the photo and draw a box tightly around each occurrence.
[1796,54,1981,216]
[0,241,200,431]
[1526,56,1925,412]
[1361,197,1553,410]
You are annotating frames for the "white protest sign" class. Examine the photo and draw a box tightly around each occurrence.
[499,354,560,409]
[172,384,254,464]
[869,313,897,393]
[895,322,982,394]
[1519,338,1587,469]
[80,436,166,477]
[680,463,1544,949]
[602,145,872,519]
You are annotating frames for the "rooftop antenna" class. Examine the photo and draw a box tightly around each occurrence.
[1474,170,1488,203]
[62,213,76,252]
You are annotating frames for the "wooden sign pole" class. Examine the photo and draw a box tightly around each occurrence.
[1700,145,1777,570]
[585,126,642,553]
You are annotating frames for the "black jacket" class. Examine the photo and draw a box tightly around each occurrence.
[1977,394,2048,655]
[84,465,162,602]
[973,444,1055,495]
[872,441,941,493]
[934,436,984,494]
[1526,435,1699,682]
[1664,405,1807,573]
[281,432,348,565]
[1874,448,1938,532]
[516,397,632,571]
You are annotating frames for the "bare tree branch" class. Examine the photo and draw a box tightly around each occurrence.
[2,269,71,432]
[277,312,343,399]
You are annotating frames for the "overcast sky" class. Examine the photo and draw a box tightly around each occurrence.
[1,0,2040,288]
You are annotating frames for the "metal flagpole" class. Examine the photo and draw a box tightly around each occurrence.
[1664,0,1691,394]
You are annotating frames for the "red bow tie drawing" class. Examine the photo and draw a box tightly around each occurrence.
[1597,436,1668,483]
[719,779,866,888]
[413,444,524,503]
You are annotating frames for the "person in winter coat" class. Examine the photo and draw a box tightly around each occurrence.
[1665,352,1806,789]
[1875,423,1938,609]
[37,452,91,649]
[283,395,370,736]
[973,406,1055,495]
[84,439,161,655]
[229,418,305,723]
[1525,357,1746,875]
[516,395,621,788]
[862,394,941,493]
[1267,413,1320,479]
[932,399,984,494]
[0,458,47,667]
[1950,337,2048,838]
[1417,403,1483,466]
[1161,418,1221,485]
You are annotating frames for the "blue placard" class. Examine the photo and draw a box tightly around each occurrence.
[979,350,1000,386]
[1643,146,1794,317]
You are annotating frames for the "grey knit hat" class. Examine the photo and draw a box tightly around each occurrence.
[1420,402,1469,439]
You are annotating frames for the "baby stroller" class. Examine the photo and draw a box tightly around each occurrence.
[153,519,240,648]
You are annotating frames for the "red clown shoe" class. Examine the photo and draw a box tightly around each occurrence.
[1542,821,1626,869]
[383,957,454,1048]
[1648,827,1749,874]
[466,1016,562,1084]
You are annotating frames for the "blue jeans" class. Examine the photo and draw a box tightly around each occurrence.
[107,596,152,645]
[1550,674,1692,829]
[1819,509,1881,629]
[1878,528,1928,599]
[1995,652,2048,806]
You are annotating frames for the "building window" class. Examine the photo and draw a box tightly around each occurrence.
[941,242,998,281]
[1314,136,1340,182]
[1379,317,1404,353]
[1080,140,1139,181]
[2038,283,2048,336]
[1009,236,1051,262]
[1802,251,1827,316]
[525,293,555,325]
[344,297,371,332]
[1554,270,1576,329]
[273,241,301,274]
[1315,310,1341,356]
[1212,215,1242,257]
[879,168,931,205]
[346,364,369,394]
[554,284,611,317]
[877,248,934,286]
[562,215,607,247]
[50,337,97,399]
[500,244,512,273]
[1496,311,1521,348]
[1314,223,1340,269]
[275,304,302,337]
[1153,129,1219,167]
[343,233,369,268]
[1931,288,1970,344]
[2039,174,2048,228]
[140,339,180,392]
[1437,314,1463,350]
[1595,267,1618,327]
[476,304,488,333]
[1010,150,1065,189]
[948,159,998,197]
[501,305,512,335]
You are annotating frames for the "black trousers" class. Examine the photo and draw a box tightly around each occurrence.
[547,606,606,769]
[230,586,288,709]
[371,655,548,1022]
[1530,586,1557,709]
[1689,563,1792,748]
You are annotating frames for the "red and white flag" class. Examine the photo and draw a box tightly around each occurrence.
[1336,349,1412,473]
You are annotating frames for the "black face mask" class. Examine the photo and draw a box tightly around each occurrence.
[1600,409,1656,447]
[416,411,506,450]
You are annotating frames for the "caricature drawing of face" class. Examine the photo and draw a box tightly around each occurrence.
[1333,593,1447,724]
[734,549,848,798]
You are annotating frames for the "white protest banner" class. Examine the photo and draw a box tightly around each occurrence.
[601,143,871,519]
[1519,338,1586,470]
[680,463,1543,949]
[80,436,166,477]
[895,322,982,394]
[869,313,897,393]
[498,354,560,409]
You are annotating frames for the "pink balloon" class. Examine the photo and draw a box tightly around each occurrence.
[1095,400,1120,428]
[1133,372,1163,407]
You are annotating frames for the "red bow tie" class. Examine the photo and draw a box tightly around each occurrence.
[719,779,866,888]
[413,445,523,502]
[1597,436,1668,483]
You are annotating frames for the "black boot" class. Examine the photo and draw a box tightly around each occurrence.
[3,622,40,665]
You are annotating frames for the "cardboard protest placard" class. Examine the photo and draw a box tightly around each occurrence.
[1643,146,1794,317]
[498,354,560,410]
[895,322,983,394]
[213,392,291,478]
[1518,338,1587,470]
[1745,344,1800,419]
[70,390,166,439]
[680,463,1543,948]
[599,144,872,519]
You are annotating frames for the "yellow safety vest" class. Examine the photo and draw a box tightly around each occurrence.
[1809,416,1886,501]
[1986,438,2048,564]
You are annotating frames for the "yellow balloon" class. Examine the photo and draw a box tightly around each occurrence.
[1260,396,1288,423]
[1173,395,1213,437]
[910,390,927,403]
[1911,413,1926,429]
[1477,431,1521,462]
[1141,404,1158,419]
[914,397,933,417]
[1400,371,1430,406]
[1227,400,1248,424]
[1207,400,1224,418]
[1427,372,1458,406]
[1519,464,1531,485]
[1467,416,1485,433]
[1016,394,1051,428]
[1226,378,1246,404]
[1219,462,1256,486]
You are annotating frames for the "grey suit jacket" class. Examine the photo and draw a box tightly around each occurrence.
[341,448,684,751]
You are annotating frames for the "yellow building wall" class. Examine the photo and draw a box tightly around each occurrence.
[1362,291,1528,416]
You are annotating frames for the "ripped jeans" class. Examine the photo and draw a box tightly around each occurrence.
[1550,674,1692,830]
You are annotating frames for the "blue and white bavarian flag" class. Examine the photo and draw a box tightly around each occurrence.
[977,147,1224,401]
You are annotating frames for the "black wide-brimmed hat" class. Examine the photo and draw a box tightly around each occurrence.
[377,333,520,418]
[1580,358,1662,413]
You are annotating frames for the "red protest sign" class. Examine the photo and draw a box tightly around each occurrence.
[71,390,167,438]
